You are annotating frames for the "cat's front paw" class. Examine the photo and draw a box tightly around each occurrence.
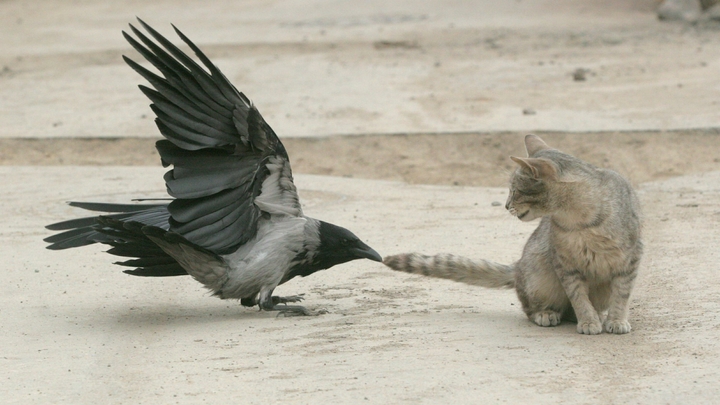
[532,311,562,327]
[576,320,603,335]
[604,319,631,334]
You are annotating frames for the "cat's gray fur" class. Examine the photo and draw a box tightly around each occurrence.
[384,135,643,335]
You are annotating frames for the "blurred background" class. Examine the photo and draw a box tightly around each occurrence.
[0,0,718,183]
[1,0,718,136]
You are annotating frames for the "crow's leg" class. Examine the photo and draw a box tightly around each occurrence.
[271,294,305,305]
[256,291,327,316]
[241,293,304,308]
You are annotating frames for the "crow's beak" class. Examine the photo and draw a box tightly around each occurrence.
[352,243,383,262]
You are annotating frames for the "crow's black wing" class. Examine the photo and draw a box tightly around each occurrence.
[124,18,302,255]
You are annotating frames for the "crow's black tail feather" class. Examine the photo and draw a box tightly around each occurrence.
[44,202,188,277]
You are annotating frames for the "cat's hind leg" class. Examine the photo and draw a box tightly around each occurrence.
[532,310,562,327]
[516,264,570,328]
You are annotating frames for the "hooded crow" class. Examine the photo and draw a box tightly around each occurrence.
[44,19,382,315]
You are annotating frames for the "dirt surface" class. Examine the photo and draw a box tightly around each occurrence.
[3,165,720,405]
[3,130,720,187]
[2,0,720,404]
[2,1,720,138]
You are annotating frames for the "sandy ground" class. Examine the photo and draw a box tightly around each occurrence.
[2,0,720,137]
[2,0,720,404]
[3,167,720,405]
[2,130,720,187]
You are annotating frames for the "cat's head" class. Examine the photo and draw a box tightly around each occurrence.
[505,135,571,222]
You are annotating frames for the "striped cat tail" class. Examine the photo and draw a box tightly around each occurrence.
[383,253,515,289]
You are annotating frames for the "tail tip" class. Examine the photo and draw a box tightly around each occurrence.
[382,254,408,270]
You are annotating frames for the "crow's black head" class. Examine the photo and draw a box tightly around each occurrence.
[284,220,381,282]
[316,220,382,264]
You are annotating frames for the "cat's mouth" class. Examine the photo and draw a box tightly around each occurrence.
[517,210,530,220]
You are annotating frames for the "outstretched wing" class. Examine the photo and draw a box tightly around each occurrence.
[123,18,302,255]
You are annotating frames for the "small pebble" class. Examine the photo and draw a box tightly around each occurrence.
[491,201,502,207]
[573,68,587,81]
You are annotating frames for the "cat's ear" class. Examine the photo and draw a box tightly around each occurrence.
[524,134,552,156]
[510,156,558,181]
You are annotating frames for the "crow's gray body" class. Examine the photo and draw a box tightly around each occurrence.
[44,19,381,314]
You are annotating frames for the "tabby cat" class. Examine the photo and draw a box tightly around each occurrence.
[384,135,643,335]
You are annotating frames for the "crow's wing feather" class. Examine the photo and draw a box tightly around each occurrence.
[123,18,301,255]
[142,226,228,289]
